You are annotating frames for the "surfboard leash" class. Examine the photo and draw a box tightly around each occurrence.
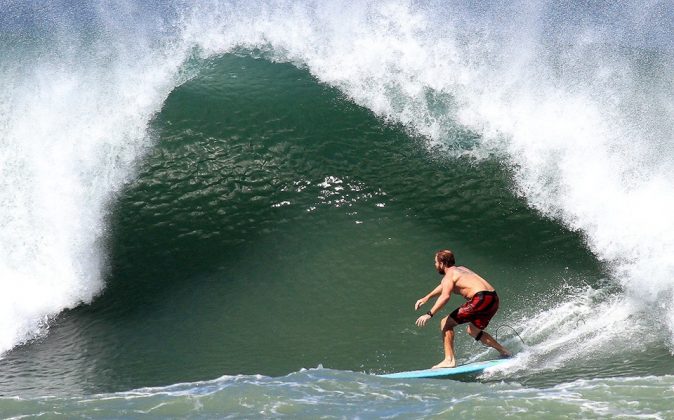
[494,324,526,346]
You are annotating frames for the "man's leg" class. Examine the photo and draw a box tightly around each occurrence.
[466,324,511,357]
[433,316,459,368]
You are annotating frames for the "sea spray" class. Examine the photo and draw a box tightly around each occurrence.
[0,1,191,353]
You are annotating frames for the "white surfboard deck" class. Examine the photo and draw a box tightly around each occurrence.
[379,358,510,379]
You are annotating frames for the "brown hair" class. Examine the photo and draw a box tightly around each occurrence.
[435,249,455,267]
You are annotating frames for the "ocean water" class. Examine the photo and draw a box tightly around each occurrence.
[1,1,674,417]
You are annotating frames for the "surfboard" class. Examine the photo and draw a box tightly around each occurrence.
[379,358,510,379]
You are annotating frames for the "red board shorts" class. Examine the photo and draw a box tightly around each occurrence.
[449,291,499,330]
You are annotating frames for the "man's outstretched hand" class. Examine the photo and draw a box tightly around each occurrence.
[414,298,427,311]
[415,314,432,327]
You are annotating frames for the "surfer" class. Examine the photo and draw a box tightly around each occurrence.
[414,249,511,368]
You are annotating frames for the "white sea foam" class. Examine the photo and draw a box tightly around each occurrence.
[4,369,672,417]
[0,2,191,353]
[2,0,673,360]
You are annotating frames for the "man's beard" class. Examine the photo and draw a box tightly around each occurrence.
[437,266,445,275]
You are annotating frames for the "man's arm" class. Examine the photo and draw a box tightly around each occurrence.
[414,283,443,310]
[415,277,452,327]
[428,277,452,316]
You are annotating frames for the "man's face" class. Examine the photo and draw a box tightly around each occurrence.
[435,256,444,274]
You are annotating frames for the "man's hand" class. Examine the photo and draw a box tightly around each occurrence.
[415,314,432,327]
[414,298,427,311]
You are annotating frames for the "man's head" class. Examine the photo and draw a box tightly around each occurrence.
[435,249,455,274]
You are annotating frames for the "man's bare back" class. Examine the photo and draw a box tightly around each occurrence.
[444,266,495,301]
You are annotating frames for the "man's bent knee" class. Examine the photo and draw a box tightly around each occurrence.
[441,316,456,332]
[466,324,483,341]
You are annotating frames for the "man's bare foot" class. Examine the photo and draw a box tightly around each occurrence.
[500,351,512,359]
[432,359,456,369]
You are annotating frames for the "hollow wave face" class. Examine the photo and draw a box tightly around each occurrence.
[181,0,674,352]
[2,0,674,360]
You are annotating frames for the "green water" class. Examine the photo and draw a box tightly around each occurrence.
[0,56,618,399]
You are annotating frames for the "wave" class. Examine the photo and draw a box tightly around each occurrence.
[1,0,674,361]
[179,0,674,359]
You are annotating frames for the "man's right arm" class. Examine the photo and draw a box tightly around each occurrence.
[415,283,443,310]
[415,276,452,327]
[427,277,452,317]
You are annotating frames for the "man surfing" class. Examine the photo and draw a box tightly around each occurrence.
[415,249,511,368]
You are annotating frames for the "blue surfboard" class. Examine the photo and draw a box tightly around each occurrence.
[379,359,510,379]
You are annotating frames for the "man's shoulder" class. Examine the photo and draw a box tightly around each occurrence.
[442,268,458,283]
